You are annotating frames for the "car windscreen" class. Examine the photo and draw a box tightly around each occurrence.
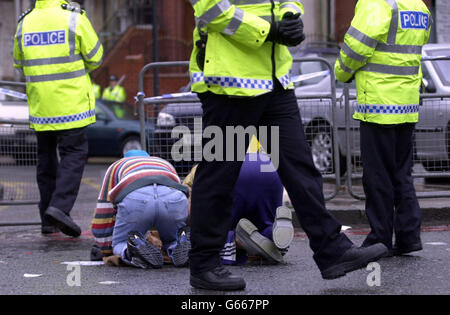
[101,101,138,120]
[427,49,450,87]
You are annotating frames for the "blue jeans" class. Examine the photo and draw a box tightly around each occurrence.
[112,184,188,259]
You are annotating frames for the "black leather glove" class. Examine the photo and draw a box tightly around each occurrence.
[266,12,305,47]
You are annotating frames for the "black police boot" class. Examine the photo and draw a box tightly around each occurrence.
[44,206,81,237]
[392,242,422,256]
[190,266,246,291]
[321,243,388,280]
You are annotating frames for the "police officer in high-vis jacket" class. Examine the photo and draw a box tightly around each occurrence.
[335,0,431,255]
[13,0,103,237]
[188,0,388,291]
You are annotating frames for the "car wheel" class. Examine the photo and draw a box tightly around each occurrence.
[121,136,143,156]
[306,123,346,175]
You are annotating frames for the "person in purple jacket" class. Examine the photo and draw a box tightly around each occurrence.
[184,151,294,266]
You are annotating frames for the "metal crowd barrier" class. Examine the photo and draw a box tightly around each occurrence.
[343,86,450,200]
[0,80,40,227]
[136,58,341,200]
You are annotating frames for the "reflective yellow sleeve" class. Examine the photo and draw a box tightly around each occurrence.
[279,1,305,19]
[78,14,103,71]
[13,22,23,70]
[191,0,270,49]
[335,0,390,82]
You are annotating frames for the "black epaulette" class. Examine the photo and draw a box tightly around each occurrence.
[18,8,33,22]
[61,2,84,15]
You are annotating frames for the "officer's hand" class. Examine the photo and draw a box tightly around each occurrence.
[279,12,305,47]
[266,12,305,47]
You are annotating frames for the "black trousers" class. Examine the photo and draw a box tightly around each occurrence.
[189,83,353,275]
[35,127,88,226]
[360,122,422,250]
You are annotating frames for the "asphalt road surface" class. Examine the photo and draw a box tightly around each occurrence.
[0,162,449,295]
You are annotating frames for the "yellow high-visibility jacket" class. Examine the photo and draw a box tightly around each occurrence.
[335,0,431,125]
[102,85,127,103]
[189,0,304,97]
[93,83,101,99]
[13,0,103,131]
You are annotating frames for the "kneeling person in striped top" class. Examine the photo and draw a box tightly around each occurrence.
[91,150,190,268]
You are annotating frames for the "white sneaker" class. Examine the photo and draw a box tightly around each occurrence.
[236,218,284,264]
[272,206,294,250]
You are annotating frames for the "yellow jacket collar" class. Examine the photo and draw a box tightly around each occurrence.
[35,0,68,9]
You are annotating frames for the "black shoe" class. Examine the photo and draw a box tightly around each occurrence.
[392,242,422,256]
[44,207,81,237]
[321,243,388,280]
[127,231,163,269]
[236,218,284,264]
[90,244,104,261]
[190,266,246,291]
[41,225,59,235]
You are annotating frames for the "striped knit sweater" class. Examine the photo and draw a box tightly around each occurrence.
[91,156,189,256]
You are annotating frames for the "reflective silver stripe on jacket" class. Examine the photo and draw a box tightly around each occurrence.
[198,0,231,25]
[280,3,302,14]
[222,7,244,35]
[231,0,273,4]
[376,43,422,54]
[338,56,355,75]
[85,41,102,60]
[341,42,367,63]
[360,63,419,76]
[26,69,86,83]
[356,104,419,114]
[346,26,378,48]
[29,109,95,125]
[23,54,83,67]
[16,20,24,54]
[385,0,398,45]
[69,11,78,56]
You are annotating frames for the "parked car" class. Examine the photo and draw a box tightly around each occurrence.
[86,100,150,157]
[0,99,151,164]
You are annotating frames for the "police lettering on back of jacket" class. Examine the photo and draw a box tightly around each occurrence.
[13,0,103,132]
[335,0,431,125]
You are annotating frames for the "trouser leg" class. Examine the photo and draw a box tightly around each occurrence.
[49,127,88,215]
[36,131,58,226]
[261,87,353,271]
[154,186,188,253]
[360,122,395,249]
[189,93,265,275]
[393,124,422,246]
[112,186,157,258]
